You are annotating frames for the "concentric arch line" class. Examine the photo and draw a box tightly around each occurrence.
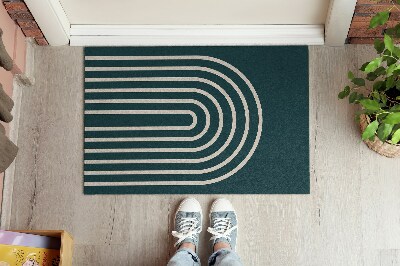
[85,89,198,131]
[85,90,227,161]
[85,88,223,142]
[84,66,247,163]
[85,100,197,132]
[84,98,212,143]
[84,55,263,186]
[84,77,237,165]
[84,78,236,156]
[84,109,197,139]
[83,98,228,163]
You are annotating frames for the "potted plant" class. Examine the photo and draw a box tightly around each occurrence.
[338,3,400,157]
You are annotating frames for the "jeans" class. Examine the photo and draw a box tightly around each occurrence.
[167,248,242,266]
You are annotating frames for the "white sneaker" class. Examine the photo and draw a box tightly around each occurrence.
[171,198,203,250]
[207,198,238,251]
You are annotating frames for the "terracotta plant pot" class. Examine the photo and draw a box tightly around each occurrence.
[359,114,400,158]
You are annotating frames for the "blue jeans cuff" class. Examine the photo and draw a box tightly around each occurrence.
[208,248,232,265]
[178,248,200,262]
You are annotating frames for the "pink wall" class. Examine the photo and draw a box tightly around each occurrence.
[0,3,28,207]
[1,2,26,119]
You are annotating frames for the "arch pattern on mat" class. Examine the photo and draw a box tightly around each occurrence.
[83,56,263,186]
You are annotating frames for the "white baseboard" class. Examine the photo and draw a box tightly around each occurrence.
[70,25,324,46]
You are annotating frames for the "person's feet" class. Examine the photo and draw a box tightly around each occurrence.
[171,198,202,252]
[207,198,238,252]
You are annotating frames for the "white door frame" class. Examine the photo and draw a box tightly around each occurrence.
[23,0,356,45]
[325,0,357,46]
[24,0,70,46]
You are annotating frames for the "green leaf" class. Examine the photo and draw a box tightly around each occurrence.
[373,80,385,91]
[394,47,400,58]
[383,50,397,65]
[397,0,400,5]
[381,93,387,105]
[386,63,397,76]
[372,91,381,101]
[392,128,400,144]
[393,69,400,76]
[348,71,354,80]
[338,86,350,99]
[349,92,358,103]
[362,120,379,140]
[383,112,400,124]
[359,109,378,115]
[360,62,370,71]
[374,39,385,53]
[397,96,400,100]
[367,72,378,81]
[386,56,397,66]
[377,123,393,142]
[379,112,389,120]
[365,57,382,73]
[396,80,400,90]
[375,66,386,76]
[386,75,395,89]
[352,78,365,86]
[386,27,395,36]
[390,105,400,112]
[356,109,368,116]
[370,11,390,29]
[359,99,381,111]
[384,34,394,53]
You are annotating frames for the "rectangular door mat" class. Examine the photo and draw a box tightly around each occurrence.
[84,46,309,194]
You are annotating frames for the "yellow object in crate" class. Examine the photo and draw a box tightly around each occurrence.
[0,244,60,265]
[11,231,73,266]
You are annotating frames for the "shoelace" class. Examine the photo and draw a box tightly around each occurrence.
[171,217,202,247]
[207,217,237,242]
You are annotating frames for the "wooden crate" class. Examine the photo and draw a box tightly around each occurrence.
[12,230,73,266]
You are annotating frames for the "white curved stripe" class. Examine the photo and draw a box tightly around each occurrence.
[85,111,197,139]
[84,77,236,164]
[85,100,209,142]
[85,126,194,131]
[84,74,241,165]
[84,78,234,155]
[84,56,263,185]
[85,90,196,131]
[86,109,195,115]
[85,88,196,131]
[85,88,223,141]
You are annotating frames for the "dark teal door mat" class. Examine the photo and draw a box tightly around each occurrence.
[84,46,309,194]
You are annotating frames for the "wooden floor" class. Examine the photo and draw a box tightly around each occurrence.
[2,45,400,265]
